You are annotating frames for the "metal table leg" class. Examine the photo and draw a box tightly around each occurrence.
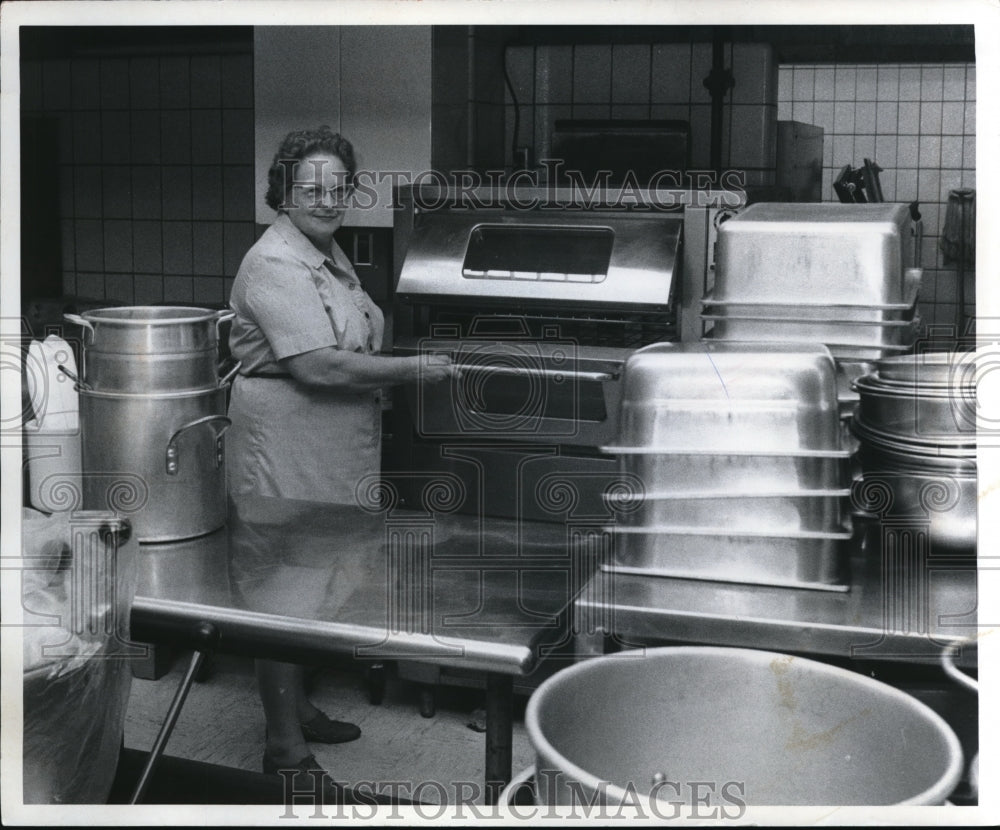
[130,622,220,804]
[484,673,513,805]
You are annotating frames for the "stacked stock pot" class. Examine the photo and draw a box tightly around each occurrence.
[65,306,237,542]
[851,351,978,552]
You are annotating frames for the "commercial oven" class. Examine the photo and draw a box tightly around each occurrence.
[386,184,743,523]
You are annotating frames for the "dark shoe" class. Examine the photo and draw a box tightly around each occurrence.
[300,712,361,744]
[262,752,345,801]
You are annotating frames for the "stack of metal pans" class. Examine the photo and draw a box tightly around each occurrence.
[700,202,925,422]
[851,352,977,552]
[600,342,855,591]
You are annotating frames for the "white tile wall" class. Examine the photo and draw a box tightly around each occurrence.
[778,62,976,334]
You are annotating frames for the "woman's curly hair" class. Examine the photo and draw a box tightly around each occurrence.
[265,126,356,212]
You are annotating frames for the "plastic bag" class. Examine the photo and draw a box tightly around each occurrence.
[21,508,137,804]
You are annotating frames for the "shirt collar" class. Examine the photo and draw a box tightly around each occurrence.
[271,212,331,270]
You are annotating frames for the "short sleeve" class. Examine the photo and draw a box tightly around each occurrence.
[242,253,339,360]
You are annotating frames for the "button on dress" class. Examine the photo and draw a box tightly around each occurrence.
[227,213,385,504]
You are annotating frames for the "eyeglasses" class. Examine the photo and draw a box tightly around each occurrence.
[288,182,356,209]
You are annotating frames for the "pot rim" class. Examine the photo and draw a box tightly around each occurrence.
[850,417,978,456]
[525,645,964,807]
[855,376,976,400]
[77,305,228,326]
[77,385,229,399]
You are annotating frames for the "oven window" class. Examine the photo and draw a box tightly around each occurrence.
[459,371,608,423]
[462,225,614,283]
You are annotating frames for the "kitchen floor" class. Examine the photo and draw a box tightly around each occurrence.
[123,652,536,805]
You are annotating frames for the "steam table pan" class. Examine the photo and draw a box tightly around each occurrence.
[604,526,853,591]
[701,314,920,348]
[619,400,844,452]
[712,202,914,306]
[701,333,915,362]
[616,342,844,451]
[599,448,852,494]
[605,490,851,535]
[700,268,921,321]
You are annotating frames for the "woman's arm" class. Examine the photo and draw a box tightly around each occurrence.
[280,347,453,393]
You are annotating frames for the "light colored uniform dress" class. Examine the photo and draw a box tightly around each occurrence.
[226,212,385,504]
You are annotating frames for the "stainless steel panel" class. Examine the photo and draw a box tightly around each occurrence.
[713,202,913,305]
[396,210,683,309]
[606,527,852,590]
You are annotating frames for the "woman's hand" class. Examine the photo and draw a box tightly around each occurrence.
[416,353,456,384]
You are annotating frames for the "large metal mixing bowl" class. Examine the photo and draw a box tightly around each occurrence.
[525,647,963,807]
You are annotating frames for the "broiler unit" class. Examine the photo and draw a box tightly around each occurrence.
[388,184,715,522]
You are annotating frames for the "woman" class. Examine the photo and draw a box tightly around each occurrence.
[227,126,453,780]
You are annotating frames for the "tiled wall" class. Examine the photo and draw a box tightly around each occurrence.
[503,42,778,184]
[777,63,976,333]
[20,44,256,308]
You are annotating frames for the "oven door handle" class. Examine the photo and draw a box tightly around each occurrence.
[466,365,616,382]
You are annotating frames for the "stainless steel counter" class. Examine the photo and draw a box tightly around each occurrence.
[133,493,583,675]
[574,521,978,668]
[130,493,590,801]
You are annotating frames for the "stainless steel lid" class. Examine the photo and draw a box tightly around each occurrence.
[396,208,683,310]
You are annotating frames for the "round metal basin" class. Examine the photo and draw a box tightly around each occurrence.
[525,647,963,807]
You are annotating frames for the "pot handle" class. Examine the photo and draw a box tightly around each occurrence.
[215,309,236,341]
[218,360,242,387]
[941,640,978,694]
[63,313,95,343]
[57,363,91,392]
[165,415,232,475]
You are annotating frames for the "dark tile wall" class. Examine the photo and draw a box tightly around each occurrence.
[503,42,778,185]
[20,42,256,308]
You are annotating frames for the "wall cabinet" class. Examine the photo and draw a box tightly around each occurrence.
[254,26,432,227]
